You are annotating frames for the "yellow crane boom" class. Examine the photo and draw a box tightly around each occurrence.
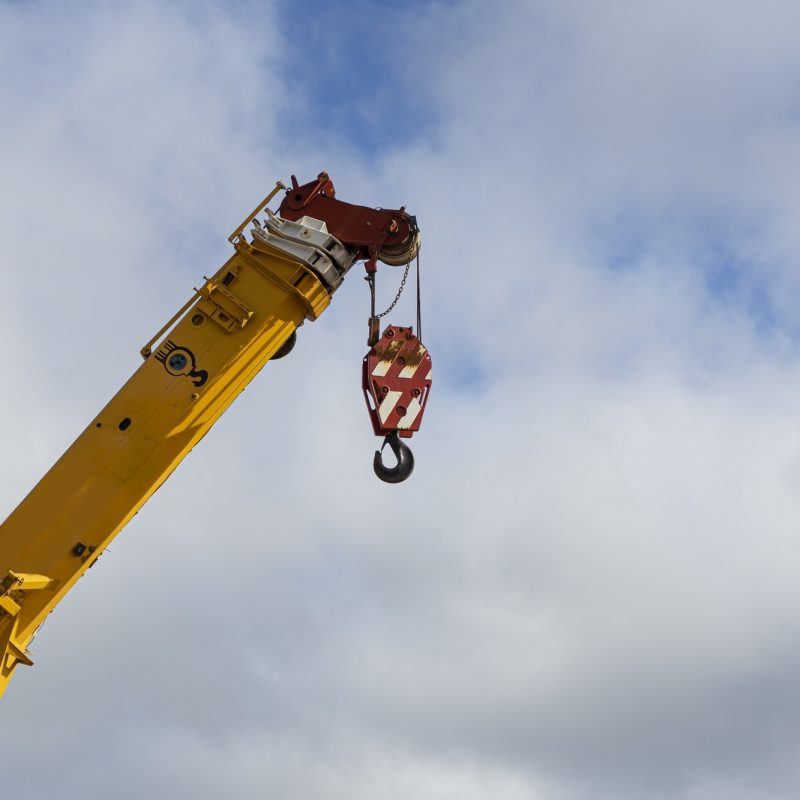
[0,174,422,698]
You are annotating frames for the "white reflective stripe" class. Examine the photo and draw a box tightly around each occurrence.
[372,361,392,377]
[378,391,402,424]
[372,341,403,377]
[397,397,422,429]
[399,363,419,379]
[426,369,432,380]
[399,345,427,378]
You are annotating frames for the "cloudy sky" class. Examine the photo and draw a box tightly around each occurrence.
[3,0,800,797]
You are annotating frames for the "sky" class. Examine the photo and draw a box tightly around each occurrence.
[3,0,800,797]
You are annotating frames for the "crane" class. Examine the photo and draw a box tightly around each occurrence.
[0,173,431,699]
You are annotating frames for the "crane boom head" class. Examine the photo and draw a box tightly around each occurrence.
[278,172,420,267]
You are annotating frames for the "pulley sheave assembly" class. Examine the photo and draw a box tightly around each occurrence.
[374,218,421,266]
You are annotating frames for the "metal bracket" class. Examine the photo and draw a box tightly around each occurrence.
[0,571,55,596]
[197,282,254,332]
[0,571,56,679]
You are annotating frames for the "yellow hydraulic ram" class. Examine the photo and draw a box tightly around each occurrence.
[0,173,421,698]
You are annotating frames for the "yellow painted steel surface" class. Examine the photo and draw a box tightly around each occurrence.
[0,218,333,698]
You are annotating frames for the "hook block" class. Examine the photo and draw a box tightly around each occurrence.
[362,325,432,439]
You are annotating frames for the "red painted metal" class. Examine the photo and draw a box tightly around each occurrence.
[363,325,432,440]
[279,173,416,260]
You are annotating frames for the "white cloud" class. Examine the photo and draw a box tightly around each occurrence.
[4,1,800,798]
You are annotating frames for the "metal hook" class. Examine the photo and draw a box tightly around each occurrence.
[373,430,415,483]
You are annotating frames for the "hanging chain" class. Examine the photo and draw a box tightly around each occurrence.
[375,258,412,318]
[366,234,423,346]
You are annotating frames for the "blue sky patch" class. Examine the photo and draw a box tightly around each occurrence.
[276,0,439,157]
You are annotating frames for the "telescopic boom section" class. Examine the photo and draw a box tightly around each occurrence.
[0,173,419,699]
